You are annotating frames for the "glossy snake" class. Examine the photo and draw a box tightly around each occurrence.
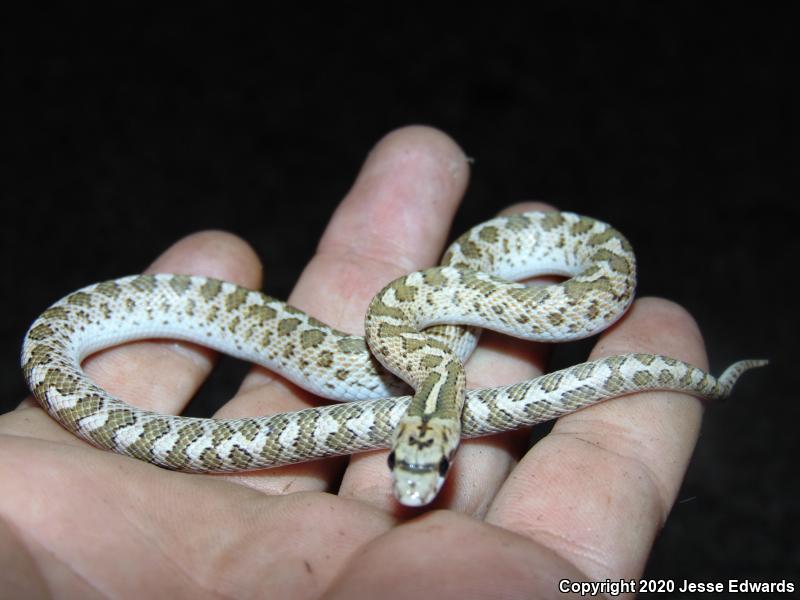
[21,211,766,506]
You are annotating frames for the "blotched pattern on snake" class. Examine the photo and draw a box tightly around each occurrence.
[21,211,766,506]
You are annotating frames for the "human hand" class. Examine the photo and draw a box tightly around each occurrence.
[1,126,710,598]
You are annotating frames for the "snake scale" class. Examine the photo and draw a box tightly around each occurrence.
[21,211,766,506]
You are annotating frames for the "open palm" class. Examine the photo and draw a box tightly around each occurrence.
[1,127,709,599]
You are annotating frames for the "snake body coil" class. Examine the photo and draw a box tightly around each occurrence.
[21,211,766,506]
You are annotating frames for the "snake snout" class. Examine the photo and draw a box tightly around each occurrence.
[391,464,444,507]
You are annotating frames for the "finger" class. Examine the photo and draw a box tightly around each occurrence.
[486,297,707,581]
[324,511,587,599]
[214,125,471,497]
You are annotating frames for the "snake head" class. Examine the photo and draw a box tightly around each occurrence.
[388,416,459,507]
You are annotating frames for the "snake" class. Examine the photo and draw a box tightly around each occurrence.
[21,211,766,506]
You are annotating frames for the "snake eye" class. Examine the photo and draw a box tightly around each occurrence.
[387,451,396,470]
[438,456,450,477]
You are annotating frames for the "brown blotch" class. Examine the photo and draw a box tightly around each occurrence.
[588,228,633,253]
[377,323,416,339]
[538,372,565,393]
[633,370,655,387]
[225,287,249,312]
[246,304,277,322]
[199,447,223,470]
[478,225,499,243]
[658,369,676,386]
[369,301,405,320]
[130,274,157,293]
[22,344,56,379]
[210,423,236,447]
[634,353,656,366]
[59,394,105,430]
[420,354,444,369]
[603,374,626,393]
[503,214,532,231]
[229,446,255,469]
[27,323,54,341]
[405,335,450,354]
[570,216,596,235]
[587,228,618,246]
[199,279,222,301]
[507,285,549,304]
[458,239,482,259]
[337,337,368,354]
[40,306,69,321]
[560,384,597,406]
[94,280,122,298]
[563,277,613,302]
[539,212,566,231]
[402,337,430,353]
[422,269,447,287]
[95,408,137,439]
[66,292,92,308]
[236,420,262,442]
[300,329,325,349]
[168,275,192,295]
[590,248,633,275]
[43,367,81,395]
[461,272,496,295]
[572,361,597,380]
[392,281,418,302]
[409,372,442,417]
[126,420,171,460]
[277,318,301,336]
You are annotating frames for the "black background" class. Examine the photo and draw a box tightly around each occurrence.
[1,5,795,586]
